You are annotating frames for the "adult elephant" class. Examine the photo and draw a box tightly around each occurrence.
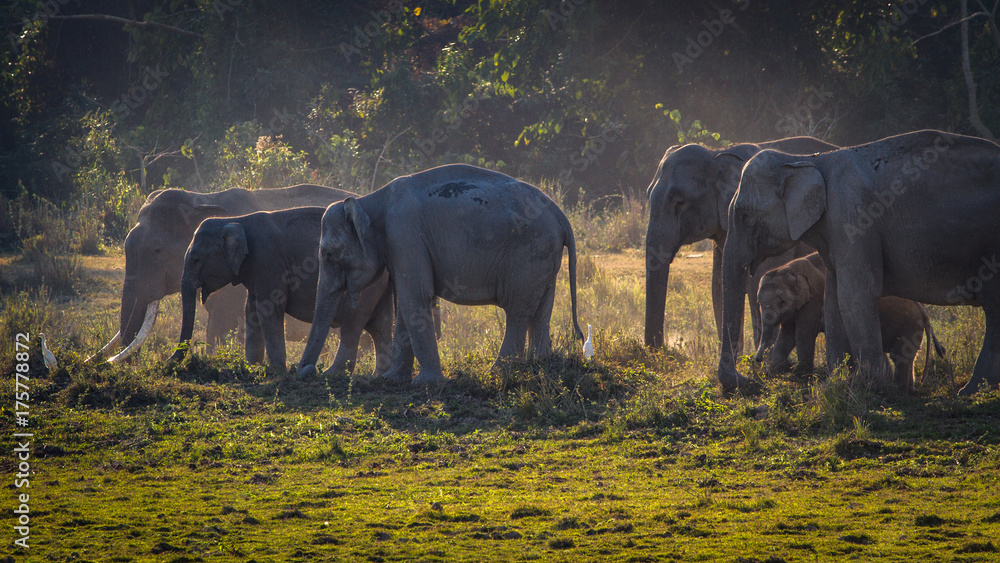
[644,136,838,350]
[718,130,1000,395]
[91,184,354,363]
[171,207,393,374]
[296,164,584,385]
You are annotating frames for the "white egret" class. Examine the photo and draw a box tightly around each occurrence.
[583,324,594,360]
[39,333,57,370]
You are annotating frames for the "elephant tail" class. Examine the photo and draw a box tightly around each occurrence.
[563,217,585,342]
[919,306,947,383]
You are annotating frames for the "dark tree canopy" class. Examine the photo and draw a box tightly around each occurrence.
[1,0,998,244]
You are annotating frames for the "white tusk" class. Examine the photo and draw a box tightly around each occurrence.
[107,301,159,363]
[86,331,121,363]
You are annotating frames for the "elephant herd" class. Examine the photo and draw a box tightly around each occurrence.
[90,164,583,386]
[89,129,1000,397]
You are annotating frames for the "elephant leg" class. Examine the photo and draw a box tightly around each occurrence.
[959,297,1000,395]
[328,323,361,375]
[405,302,444,385]
[889,328,922,394]
[364,285,395,376]
[712,240,742,352]
[496,311,529,364]
[244,294,266,364]
[382,296,416,383]
[823,271,851,374]
[527,283,556,358]
[793,298,823,375]
[767,321,796,374]
[836,273,891,390]
[258,303,287,371]
[748,283,763,351]
[207,285,246,350]
[432,297,443,339]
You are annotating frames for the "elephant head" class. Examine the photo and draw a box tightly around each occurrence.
[298,198,384,376]
[718,150,828,390]
[753,267,814,362]
[91,190,226,363]
[172,220,248,361]
[644,143,762,347]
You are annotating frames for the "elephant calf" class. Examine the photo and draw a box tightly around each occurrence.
[755,253,945,392]
[172,207,394,374]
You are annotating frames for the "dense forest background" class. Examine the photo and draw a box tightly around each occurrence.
[1,0,998,250]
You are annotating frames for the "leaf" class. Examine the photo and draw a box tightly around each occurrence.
[669,110,681,123]
[501,71,510,83]
[655,103,663,109]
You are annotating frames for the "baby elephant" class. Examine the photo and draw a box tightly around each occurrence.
[172,207,394,374]
[755,253,945,392]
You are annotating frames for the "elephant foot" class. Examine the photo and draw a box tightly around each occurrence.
[956,379,987,396]
[322,359,354,378]
[412,369,445,386]
[719,369,757,396]
[381,365,412,384]
[296,363,317,379]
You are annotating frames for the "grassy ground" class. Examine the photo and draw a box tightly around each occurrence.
[2,246,999,562]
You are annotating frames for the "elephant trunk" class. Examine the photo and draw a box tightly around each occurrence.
[171,277,199,362]
[718,235,754,392]
[119,278,149,348]
[753,314,778,363]
[644,221,678,348]
[297,278,342,378]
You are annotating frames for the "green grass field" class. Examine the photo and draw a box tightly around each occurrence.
[2,246,999,562]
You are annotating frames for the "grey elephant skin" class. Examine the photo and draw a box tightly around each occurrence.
[755,253,945,392]
[297,164,584,384]
[719,129,1000,395]
[95,184,354,363]
[644,136,837,351]
[171,207,394,374]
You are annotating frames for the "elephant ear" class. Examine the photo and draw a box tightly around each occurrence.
[222,223,248,277]
[343,198,370,257]
[713,149,753,229]
[781,162,826,241]
[791,272,812,310]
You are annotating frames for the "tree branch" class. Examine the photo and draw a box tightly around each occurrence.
[960,0,997,140]
[911,11,988,45]
[47,14,199,38]
[975,0,1000,52]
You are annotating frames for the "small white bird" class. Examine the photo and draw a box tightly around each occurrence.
[40,333,57,371]
[582,324,594,360]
